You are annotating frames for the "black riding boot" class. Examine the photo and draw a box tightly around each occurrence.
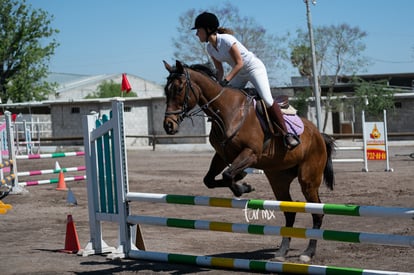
[267,101,300,150]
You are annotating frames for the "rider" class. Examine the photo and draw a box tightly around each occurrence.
[192,12,300,150]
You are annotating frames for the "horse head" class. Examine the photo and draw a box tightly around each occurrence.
[163,60,200,135]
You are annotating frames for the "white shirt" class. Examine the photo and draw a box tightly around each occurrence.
[207,33,274,107]
[207,33,254,68]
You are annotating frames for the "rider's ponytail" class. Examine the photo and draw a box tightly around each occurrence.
[217,27,234,35]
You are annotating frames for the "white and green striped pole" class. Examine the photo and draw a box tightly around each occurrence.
[127,192,414,219]
[127,215,414,248]
[129,250,412,275]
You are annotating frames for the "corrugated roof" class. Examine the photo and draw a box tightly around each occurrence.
[45,72,94,84]
[43,72,165,101]
[46,72,160,93]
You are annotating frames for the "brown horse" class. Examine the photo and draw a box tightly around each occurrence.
[163,60,335,262]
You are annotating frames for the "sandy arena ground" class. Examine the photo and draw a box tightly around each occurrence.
[1,143,413,274]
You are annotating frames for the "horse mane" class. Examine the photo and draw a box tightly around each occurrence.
[188,63,217,81]
[165,61,218,96]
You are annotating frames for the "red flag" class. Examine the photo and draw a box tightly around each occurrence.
[121,73,132,93]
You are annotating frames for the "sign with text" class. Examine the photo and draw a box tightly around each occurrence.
[364,122,386,160]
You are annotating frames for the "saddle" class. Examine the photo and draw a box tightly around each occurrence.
[274,95,298,115]
[243,89,296,114]
[243,88,304,137]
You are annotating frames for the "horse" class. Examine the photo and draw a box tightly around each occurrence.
[162,60,335,262]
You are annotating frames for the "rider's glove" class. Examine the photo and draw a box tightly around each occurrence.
[219,79,229,87]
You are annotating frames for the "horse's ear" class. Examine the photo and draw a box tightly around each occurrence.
[163,60,172,73]
[176,60,184,73]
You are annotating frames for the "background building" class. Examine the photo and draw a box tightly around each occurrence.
[1,72,413,150]
[44,72,164,100]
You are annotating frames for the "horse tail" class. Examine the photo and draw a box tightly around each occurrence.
[322,133,336,190]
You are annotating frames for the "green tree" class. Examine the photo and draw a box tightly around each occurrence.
[290,88,312,117]
[85,80,137,99]
[290,24,369,78]
[289,23,370,131]
[290,45,313,80]
[352,77,394,120]
[172,2,287,84]
[0,0,59,103]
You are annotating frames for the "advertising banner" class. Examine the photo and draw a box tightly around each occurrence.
[364,122,386,160]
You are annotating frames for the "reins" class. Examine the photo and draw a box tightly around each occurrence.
[188,87,225,117]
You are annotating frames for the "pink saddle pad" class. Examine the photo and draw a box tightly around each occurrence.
[284,114,304,136]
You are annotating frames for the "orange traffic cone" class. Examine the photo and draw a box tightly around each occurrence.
[56,171,67,191]
[61,214,81,253]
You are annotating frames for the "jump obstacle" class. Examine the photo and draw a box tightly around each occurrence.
[0,116,17,203]
[250,145,368,175]
[332,145,368,172]
[15,153,86,187]
[14,119,41,155]
[329,110,395,173]
[0,159,14,213]
[80,100,414,275]
[0,112,86,191]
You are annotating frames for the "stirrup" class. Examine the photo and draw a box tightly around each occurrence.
[284,133,300,150]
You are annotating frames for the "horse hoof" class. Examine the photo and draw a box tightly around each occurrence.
[241,182,255,193]
[274,256,285,262]
[299,254,311,263]
[230,186,242,197]
[230,183,255,197]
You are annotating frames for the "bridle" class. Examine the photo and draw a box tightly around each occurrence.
[164,68,198,125]
[164,68,224,126]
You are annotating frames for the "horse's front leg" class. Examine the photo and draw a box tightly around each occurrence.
[203,151,254,197]
[223,148,258,197]
[203,153,230,189]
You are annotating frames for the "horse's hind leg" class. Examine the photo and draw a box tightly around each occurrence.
[297,179,324,262]
[266,170,297,260]
[268,169,323,263]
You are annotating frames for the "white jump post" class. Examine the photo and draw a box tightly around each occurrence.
[3,111,25,194]
[80,99,139,258]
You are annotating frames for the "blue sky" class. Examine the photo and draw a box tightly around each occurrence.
[26,0,414,85]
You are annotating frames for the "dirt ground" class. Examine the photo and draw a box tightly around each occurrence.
[1,143,413,274]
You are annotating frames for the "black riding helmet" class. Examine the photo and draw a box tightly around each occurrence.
[192,12,219,41]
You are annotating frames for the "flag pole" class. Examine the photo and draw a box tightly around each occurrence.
[121,73,124,97]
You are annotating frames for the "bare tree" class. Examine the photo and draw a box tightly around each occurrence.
[289,23,370,131]
[171,2,287,85]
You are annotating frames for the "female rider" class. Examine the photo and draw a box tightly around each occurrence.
[192,12,299,149]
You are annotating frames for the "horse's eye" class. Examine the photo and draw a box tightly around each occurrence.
[165,85,179,101]
[172,82,183,95]
[165,75,184,97]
